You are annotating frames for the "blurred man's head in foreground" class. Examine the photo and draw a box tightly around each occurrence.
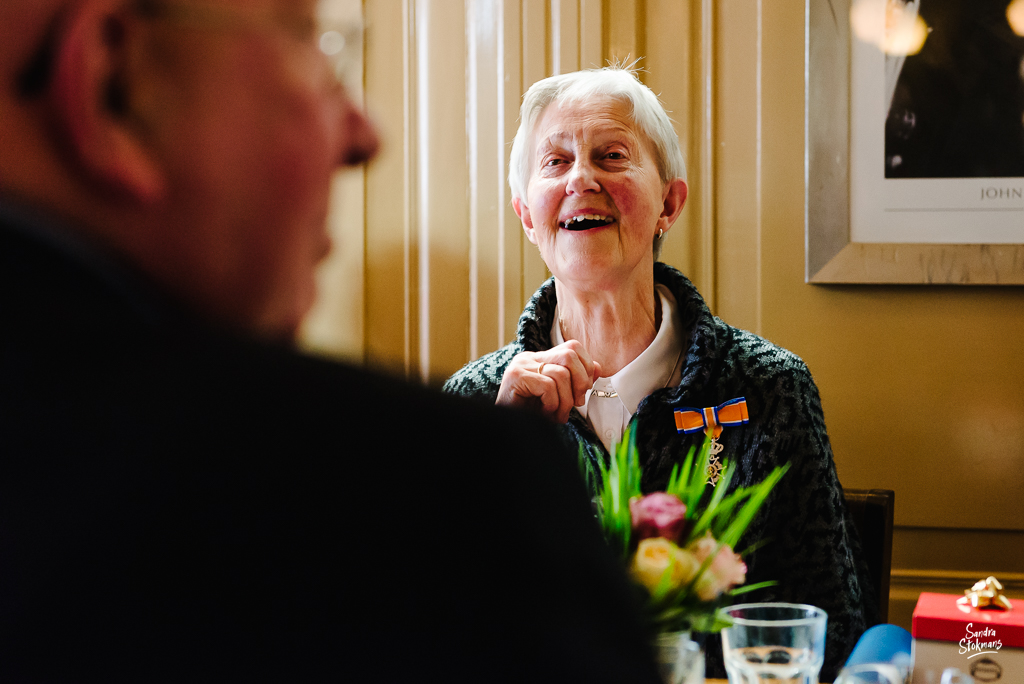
[0,0,379,340]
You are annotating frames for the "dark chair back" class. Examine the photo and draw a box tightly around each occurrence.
[843,489,895,624]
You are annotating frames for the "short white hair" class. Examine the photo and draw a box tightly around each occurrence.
[508,66,687,207]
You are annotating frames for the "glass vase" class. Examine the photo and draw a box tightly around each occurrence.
[656,631,704,684]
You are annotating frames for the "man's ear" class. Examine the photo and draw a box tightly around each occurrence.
[48,0,165,203]
[512,196,539,245]
[655,178,688,237]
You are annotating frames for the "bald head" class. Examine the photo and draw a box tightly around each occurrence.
[0,0,379,341]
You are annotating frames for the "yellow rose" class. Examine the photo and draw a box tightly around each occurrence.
[630,538,701,593]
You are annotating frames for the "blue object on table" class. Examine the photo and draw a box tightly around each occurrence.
[845,624,913,667]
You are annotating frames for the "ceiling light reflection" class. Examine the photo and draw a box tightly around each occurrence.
[1009,0,1024,36]
[850,0,929,56]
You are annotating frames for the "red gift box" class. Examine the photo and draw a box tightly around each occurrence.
[912,592,1024,684]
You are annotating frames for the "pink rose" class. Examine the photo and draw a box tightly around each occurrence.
[629,492,688,543]
[688,532,747,601]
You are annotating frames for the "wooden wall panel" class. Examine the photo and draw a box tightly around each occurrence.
[714,0,761,333]
[580,0,603,69]
[415,1,471,385]
[606,0,640,65]
[468,0,503,360]
[644,0,715,307]
[501,1,525,342]
[353,0,610,384]
[362,0,417,378]
[551,0,580,74]
[520,0,554,312]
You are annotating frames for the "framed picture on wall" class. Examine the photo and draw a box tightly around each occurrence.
[806,0,1024,284]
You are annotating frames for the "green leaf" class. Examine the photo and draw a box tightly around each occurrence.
[667,443,696,502]
[727,580,778,596]
[735,535,774,559]
[687,459,736,541]
[597,425,646,559]
[684,435,712,512]
[708,490,750,538]
[688,612,734,633]
[718,463,790,548]
[665,461,682,498]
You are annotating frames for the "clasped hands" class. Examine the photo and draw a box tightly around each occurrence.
[495,340,602,423]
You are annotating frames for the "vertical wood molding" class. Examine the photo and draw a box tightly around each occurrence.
[520,0,553,304]
[416,0,472,384]
[639,0,716,302]
[694,0,717,309]
[363,0,415,377]
[403,0,418,378]
[550,0,580,74]
[468,0,502,360]
[643,0,690,291]
[366,0,472,384]
[715,0,761,330]
[580,0,602,68]
[501,1,525,343]
[606,0,639,65]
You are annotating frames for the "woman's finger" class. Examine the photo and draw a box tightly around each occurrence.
[538,363,575,422]
[542,343,598,406]
[547,351,591,407]
[560,339,600,383]
[510,369,562,415]
[497,360,553,406]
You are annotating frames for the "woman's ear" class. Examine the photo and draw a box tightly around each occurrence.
[656,178,688,237]
[513,196,539,245]
[48,0,165,203]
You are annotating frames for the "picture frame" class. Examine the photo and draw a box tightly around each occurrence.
[805,0,1024,284]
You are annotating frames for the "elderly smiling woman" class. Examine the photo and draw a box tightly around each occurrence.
[443,67,874,680]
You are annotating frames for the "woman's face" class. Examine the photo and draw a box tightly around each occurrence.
[514,96,685,292]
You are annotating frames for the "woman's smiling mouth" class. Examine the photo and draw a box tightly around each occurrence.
[560,214,616,230]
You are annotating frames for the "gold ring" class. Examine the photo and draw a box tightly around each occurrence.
[537,363,546,375]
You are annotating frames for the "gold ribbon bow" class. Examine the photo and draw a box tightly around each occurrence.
[956,576,1013,612]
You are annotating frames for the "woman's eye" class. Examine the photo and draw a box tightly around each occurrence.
[606,152,625,160]
[545,158,566,167]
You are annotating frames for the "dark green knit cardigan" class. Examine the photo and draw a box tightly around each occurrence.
[443,262,875,681]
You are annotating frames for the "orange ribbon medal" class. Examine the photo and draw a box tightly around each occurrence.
[673,398,749,486]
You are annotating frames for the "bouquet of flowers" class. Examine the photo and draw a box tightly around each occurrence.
[579,428,789,634]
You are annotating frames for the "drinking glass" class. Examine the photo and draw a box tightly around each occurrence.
[914,668,973,684]
[835,663,910,684]
[721,603,828,684]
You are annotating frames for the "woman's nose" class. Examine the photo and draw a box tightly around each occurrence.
[337,95,381,168]
[564,159,601,195]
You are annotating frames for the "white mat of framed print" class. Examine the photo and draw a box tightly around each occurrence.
[806,0,1024,284]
